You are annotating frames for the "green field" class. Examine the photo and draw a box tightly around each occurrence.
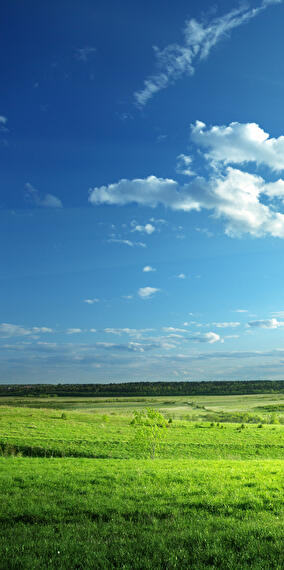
[0,394,283,569]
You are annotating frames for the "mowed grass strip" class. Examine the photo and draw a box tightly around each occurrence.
[0,406,284,459]
[0,457,283,569]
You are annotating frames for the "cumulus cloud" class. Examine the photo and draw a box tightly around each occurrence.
[187,331,221,344]
[25,182,62,208]
[89,120,284,239]
[177,273,186,279]
[89,176,196,210]
[248,318,284,329]
[134,1,281,107]
[143,265,156,272]
[138,287,160,299]
[84,298,99,304]
[132,223,155,234]
[66,328,83,334]
[191,120,284,171]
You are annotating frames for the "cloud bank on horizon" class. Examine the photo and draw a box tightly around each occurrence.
[134,0,282,107]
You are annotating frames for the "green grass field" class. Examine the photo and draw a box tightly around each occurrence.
[0,394,283,569]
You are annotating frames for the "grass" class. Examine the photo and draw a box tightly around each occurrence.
[0,394,283,568]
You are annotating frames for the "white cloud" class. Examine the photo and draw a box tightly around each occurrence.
[176,154,195,177]
[177,273,186,279]
[66,328,83,334]
[32,327,53,334]
[25,182,62,209]
[0,115,7,125]
[107,238,146,248]
[104,328,153,336]
[0,323,31,338]
[132,223,155,234]
[234,309,248,313]
[89,113,284,240]
[188,331,221,344]
[134,1,281,107]
[122,295,134,300]
[212,322,240,328]
[84,298,99,304]
[191,120,284,172]
[248,318,284,329]
[90,119,284,239]
[143,266,156,272]
[138,287,160,299]
[75,46,96,62]
[90,168,284,238]
[271,311,284,317]
[163,327,187,333]
[0,323,53,338]
[89,176,195,210]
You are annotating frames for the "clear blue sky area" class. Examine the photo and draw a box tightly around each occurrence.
[2,0,284,383]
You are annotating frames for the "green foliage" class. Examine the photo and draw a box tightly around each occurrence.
[131,408,168,459]
[61,412,67,420]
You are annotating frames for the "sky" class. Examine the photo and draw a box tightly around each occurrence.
[2,0,284,384]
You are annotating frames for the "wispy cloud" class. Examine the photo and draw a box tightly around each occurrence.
[84,298,99,304]
[107,238,146,248]
[143,265,156,272]
[0,323,53,338]
[134,0,282,107]
[163,326,187,333]
[66,328,84,334]
[75,46,96,62]
[176,154,195,177]
[104,327,153,336]
[212,322,240,328]
[0,115,8,132]
[25,182,62,209]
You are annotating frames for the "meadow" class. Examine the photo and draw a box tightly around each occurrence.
[0,393,283,569]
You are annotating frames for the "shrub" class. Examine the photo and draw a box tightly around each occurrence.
[131,408,168,459]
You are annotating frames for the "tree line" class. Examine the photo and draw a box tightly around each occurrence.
[0,380,284,397]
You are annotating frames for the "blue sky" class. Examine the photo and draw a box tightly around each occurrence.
[2,0,284,384]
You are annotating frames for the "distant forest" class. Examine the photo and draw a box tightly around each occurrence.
[0,380,284,398]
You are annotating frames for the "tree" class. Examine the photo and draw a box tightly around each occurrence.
[130,408,168,459]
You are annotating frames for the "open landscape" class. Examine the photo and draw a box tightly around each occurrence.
[2,0,284,567]
[1,391,283,569]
